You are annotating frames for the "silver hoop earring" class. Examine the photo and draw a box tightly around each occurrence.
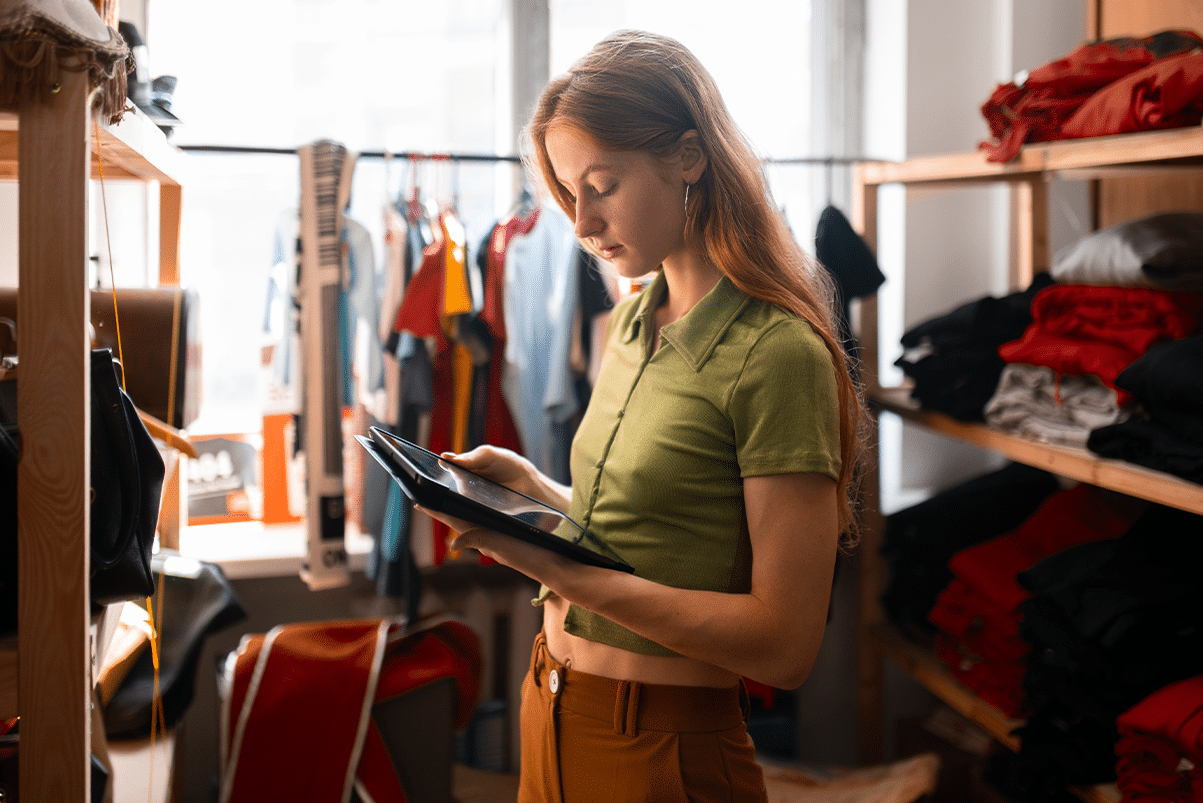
[684,183,691,211]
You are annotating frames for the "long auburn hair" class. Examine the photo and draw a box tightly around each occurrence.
[525,29,867,544]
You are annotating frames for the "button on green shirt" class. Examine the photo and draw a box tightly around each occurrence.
[539,269,842,656]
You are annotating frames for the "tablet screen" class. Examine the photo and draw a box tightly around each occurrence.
[364,428,631,571]
[394,437,569,533]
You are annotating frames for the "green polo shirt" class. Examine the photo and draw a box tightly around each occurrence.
[539,269,842,656]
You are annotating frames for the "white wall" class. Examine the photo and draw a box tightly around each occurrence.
[870,0,1089,513]
[864,0,1088,761]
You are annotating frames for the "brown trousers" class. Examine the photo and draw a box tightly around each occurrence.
[518,632,769,803]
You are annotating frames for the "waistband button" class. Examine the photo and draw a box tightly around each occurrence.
[548,668,561,694]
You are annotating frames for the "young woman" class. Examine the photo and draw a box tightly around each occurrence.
[422,29,865,803]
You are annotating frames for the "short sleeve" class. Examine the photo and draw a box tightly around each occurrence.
[728,319,842,480]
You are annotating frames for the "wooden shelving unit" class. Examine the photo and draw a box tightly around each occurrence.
[853,126,1203,803]
[872,387,1203,516]
[1,84,183,799]
[856,127,1203,187]
[870,625,1121,803]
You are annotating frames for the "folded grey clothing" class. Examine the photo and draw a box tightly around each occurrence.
[1052,212,1203,291]
[984,364,1125,447]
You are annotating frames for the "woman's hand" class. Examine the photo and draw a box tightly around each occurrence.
[437,445,571,510]
[413,504,584,589]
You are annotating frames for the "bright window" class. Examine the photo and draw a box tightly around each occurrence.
[148,0,822,432]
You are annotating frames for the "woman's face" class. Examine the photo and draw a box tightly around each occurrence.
[544,124,689,279]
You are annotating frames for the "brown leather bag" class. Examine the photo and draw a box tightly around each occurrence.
[0,286,201,427]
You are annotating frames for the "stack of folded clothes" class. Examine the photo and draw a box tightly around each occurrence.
[1115,675,1203,803]
[985,283,1203,441]
[927,482,1142,717]
[996,284,1203,407]
[1088,335,1203,483]
[881,462,1060,638]
[983,363,1123,447]
[980,212,1203,450]
[895,273,1052,422]
[983,505,1203,801]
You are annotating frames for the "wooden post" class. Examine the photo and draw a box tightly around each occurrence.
[851,168,886,764]
[1011,179,1048,290]
[159,182,182,286]
[18,68,93,801]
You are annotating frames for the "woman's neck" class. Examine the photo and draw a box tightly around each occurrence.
[658,253,723,325]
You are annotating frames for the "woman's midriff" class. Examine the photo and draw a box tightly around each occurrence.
[542,595,740,688]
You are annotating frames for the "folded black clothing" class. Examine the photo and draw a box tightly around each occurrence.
[1006,504,1203,798]
[987,716,1121,800]
[880,462,1060,635]
[1114,334,1203,443]
[1087,416,1203,484]
[896,273,1053,421]
[1018,505,1203,719]
[894,349,1007,421]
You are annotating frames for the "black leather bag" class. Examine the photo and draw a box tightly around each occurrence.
[0,348,166,633]
[89,348,165,606]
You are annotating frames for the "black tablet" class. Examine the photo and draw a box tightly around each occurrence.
[358,427,632,573]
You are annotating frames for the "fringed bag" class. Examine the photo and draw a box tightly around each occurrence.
[0,0,130,123]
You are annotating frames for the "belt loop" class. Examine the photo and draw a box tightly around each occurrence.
[738,678,751,723]
[531,632,546,687]
[613,680,642,737]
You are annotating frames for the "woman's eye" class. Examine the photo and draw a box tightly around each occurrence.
[593,184,617,198]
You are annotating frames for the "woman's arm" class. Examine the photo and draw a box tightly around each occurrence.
[447,472,839,689]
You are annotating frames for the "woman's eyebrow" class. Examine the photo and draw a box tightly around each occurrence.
[578,162,617,181]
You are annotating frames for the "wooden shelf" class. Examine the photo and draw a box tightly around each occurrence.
[0,635,14,720]
[872,386,1203,516]
[870,623,1121,803]
[856,126,1203,187]
[0,107,184,186]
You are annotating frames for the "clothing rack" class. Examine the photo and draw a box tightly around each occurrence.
[176,144,886,165]
[177,144,524,163]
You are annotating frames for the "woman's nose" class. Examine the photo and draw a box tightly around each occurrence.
[574,198,600,239]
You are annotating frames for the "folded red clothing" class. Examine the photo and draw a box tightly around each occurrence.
[935,631,1028,717]
[1116,675,1203,802]
[999,285,1203,405]
[929,579,1025,658]
[930,577,1030,716]
[948,483,1139,614]
[1062,50,1203,138]
[928,484,1141,717]
[979,30,1203,162]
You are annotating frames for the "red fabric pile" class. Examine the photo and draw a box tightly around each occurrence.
[997,284,1203,405]
[928,483,1140,717]
[1116,675,1203,802]
[980,30,1203,162]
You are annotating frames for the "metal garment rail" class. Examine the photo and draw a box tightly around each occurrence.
[176,144,523,162]
[175,144,886,166]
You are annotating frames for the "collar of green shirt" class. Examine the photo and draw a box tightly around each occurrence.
[620,270,753,373]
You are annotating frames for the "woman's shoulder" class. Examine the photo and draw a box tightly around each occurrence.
[734,298,831,362]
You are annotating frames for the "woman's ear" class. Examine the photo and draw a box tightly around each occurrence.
[678,130,708,184]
